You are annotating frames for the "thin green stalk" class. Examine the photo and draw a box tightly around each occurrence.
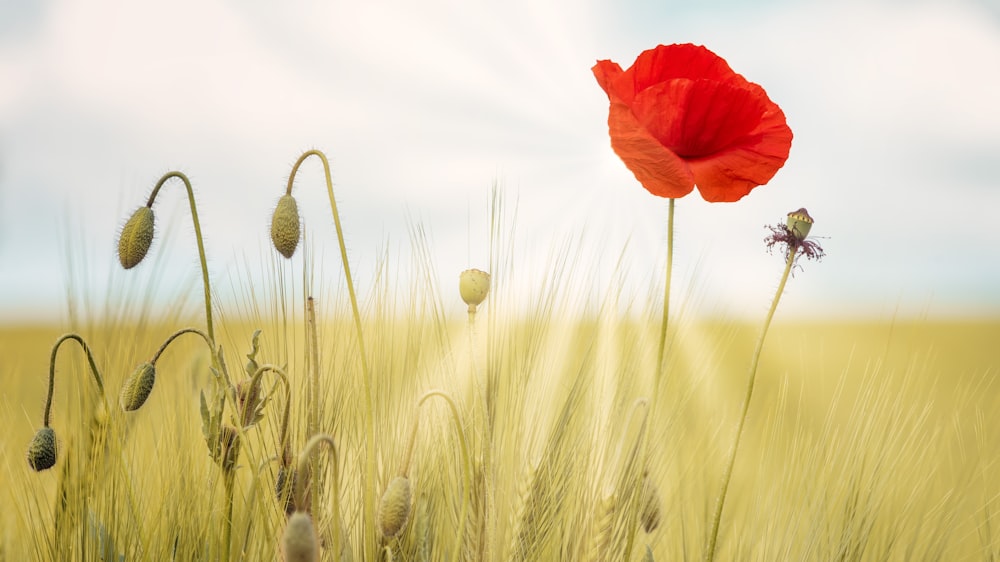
[43,333,106,427]
[146,171,215,343]
[150,327,214,364]
[295,434,342,560]
[655,197,675,395]
[704,249,796,561]
[306,297,321,517]
[222,465,236,562]
[287,149,375,555]
[405,390,471,562]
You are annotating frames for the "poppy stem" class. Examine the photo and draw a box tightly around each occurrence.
[655,198,675,394]
[704,248,795,561]
[146,172,215,345]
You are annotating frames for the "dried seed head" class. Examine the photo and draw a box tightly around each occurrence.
[640,475,662,533]
[459,269,491,313]
[282,512,319,562]
[120,362,156,412]
[27,427,58,471]
[270,195,301,259]
[378,476,412,538]
[118,206,155,269]
[786,207,814,241]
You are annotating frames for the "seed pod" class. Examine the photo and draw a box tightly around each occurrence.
[786,208,814,241]
[27,427,58,471]
[282,512,319,562]
[120,362,156,412]
[118,206,155,269]
[640,475,662,533]
[378,476,412,538]
[270,195,301,259]
[459,269,491,313]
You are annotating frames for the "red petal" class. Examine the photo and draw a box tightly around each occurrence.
[592,60,624,99]
[607,100,695,198]
[623,44,746,100]
[689,107,793,202]
[631,79,773,158]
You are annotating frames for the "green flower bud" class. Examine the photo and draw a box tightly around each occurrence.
[120,362,156,412]
[282,512,319,562]
[378,476,412,538]
[118,206,155,269]
[27,427,58,471]
[270,195,301,259]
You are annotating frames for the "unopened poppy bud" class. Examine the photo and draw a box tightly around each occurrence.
[118,206,155,269]
[282,512,319,562]
[27,427,58,471]
[459,269,491,313]
[786,208,813,241]
[270,195,301,259]
[378,476,412,538]
[120,362,156,412]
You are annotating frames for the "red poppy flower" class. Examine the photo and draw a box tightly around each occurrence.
[593,44,793,202]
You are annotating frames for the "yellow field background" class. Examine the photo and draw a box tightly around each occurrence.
[2,311,997,560]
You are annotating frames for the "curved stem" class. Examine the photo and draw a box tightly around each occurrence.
[43,333,107,427]
[295,433,341,560]
[287,149,375,553]
[150,327,214,364]
[655,198,675,396]
[704,249,795,561]
[247,364,292,455]
[146,171,215,344]
[412,390,471,562]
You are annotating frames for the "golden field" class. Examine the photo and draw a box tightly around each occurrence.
[2,310,998,561]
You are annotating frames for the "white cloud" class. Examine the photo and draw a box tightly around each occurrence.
[0,0,998,322]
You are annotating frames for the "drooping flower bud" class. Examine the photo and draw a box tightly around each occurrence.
[118,206,155,269]
[27,427,58,471]
[270,195,301,259]
[282,512,319,562]
[786,208,814,241]
[120,362,156,412]
[459,269,491,313]
[378,476,413,538]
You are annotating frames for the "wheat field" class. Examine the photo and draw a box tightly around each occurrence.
[1,164,998,561]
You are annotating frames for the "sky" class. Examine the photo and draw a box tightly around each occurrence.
[1,0,999,324]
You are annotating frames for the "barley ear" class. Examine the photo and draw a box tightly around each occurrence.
[270,195,301,258]
[27,427,58,471]
[117,206,155,269]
